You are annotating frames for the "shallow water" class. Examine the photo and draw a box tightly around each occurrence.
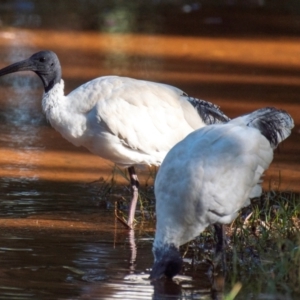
[0,1,299,299]
[0,179,218,299]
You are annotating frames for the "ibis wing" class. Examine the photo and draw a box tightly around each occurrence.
[91,77,197,153]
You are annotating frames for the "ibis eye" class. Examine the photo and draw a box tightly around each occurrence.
[39,57,46,62]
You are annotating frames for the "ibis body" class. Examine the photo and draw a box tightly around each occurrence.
[150,107,294,279]
[0,50,230,228]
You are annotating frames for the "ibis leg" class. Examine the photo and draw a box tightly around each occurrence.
[127,166,139,228]
[214,224,225,254]
[129,229,137,272]
[214,223,226,271]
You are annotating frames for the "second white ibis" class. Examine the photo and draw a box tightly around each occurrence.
[150,107,293,279]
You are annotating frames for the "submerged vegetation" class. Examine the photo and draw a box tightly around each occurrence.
[95,165,300,299]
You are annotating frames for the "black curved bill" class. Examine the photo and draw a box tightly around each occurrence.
[0,58,36,77]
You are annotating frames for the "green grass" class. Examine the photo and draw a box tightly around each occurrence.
[227,191,300,299]
[186,190,300,299]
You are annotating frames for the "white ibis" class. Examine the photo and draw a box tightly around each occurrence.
[150,107,294,279]
[0,50,230,228]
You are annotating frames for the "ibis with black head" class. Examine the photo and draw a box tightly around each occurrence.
[150,107,293,280]
[0,50,230,228]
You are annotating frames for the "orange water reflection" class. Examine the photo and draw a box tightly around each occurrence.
[0,28,299,191]
[0,12,299,299]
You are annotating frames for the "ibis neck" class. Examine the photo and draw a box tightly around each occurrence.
[41,80,86,147]
[153,243,180,259]
[44,78,59,93]
[154,219,208,250]
[153,229,181,250]
[38,70,62,93]
[42,80,65,117]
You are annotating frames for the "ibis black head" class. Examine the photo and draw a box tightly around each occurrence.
[0,50,62,93]
[149,244,183,281]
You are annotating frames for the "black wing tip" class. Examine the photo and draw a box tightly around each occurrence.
[187,97,230,125]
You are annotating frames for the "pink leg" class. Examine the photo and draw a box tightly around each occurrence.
[127,166,139,228]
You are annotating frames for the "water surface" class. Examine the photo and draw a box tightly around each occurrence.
[0,1,299,299]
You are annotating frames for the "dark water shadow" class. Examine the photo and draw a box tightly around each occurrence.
[1,1,300,38]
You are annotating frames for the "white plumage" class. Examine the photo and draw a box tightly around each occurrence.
[43,77,212,167]
[150,107,294,280]
[0,50,229,228]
